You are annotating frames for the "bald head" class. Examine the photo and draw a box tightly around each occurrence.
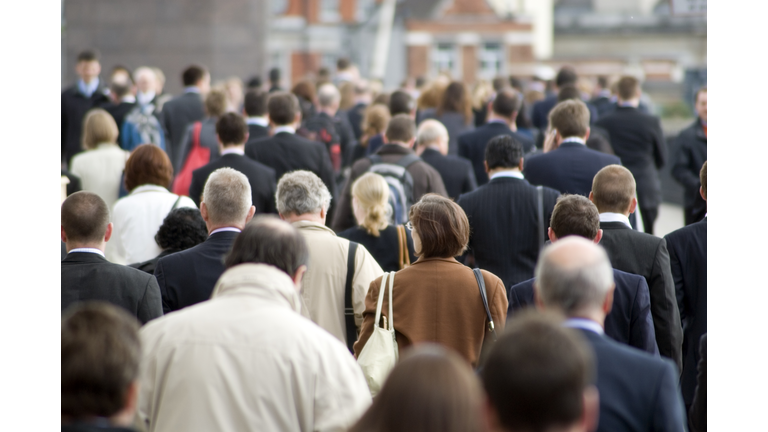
[591,165,636,214]
[535,237,614,316]
[416,119,449,155]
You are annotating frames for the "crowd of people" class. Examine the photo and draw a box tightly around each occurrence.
[61,50,707,432]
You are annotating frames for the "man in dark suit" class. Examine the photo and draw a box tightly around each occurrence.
[531,66,577,132]
[595,76,666,234]
[458,135,560,289]
[161,65,209,171]
[535,237,686,432]
[189,113,277,214]
[459,88,534,186]
[509,194,658,355]
[155,167,256,313]
[415,119,477,199]
[268,67,284,93]
[245,92,336,209]
[105,71,136,144]
[524,99,621,197]
[61,192,162,324]
[665,161,707,413]
[61,50,111,166]
[243,89,270,142]
[589,75,614,118]
[590,165,683,371]
[672,87,707,225]
[346,80,370,140]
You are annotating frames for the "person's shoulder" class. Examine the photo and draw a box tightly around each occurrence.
[101,259,156,282]
[664,218,706,243]
[612,268,646,287]
[338,226,366,241]
[510,277,535,292]
[157,242,205,266]
[445,154,473,169]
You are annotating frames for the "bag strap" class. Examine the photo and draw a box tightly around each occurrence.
[473,268,497,341]
[374,272,389,329]
[344,241,359,353]
[394,153,421,169]
[192,121,202,150]
[397,225,405,269]
[368,154,382,165]
[170,195,183,212]
[536,185,544,251]
[387,271,394,330]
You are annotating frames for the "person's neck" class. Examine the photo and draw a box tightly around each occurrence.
[207,223,244,234]
[488,112,516,131]
[283,213,325,225]
[318,106,337,117]
[415,144,442,156]
[80,77,97,85]
[618,98,639,107]
[600,209,631,218]
[388,140,412,149]
[66,242,105,253]
[222,144,245,150]
[568,311,605,328]
[487,167,521,177]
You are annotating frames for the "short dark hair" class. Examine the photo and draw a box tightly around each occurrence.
[591,165,636,213]
[492,88,520,118]
[216,112,248,146]
[509,76,523,91]
[244,89,268,117]
[389,90,414,116]
[124,144,174,191]
[555,66,578,88]
[268,91,300,125]
[337,57,351,70]
[492,76,508,92]
[408,194,469,258]
[485,135,523,170]
[154,207,208,251]
[482,311,594,432]
[385,114,416,143]
[550,195,600,240]
[246,76,262,89]
[182,65,206,87]
[557,85,581,102]
[224,216,309,277]
[269,67,281,83]
[77,50,99,63]
[549,99,590,139]
[617,76,640,100]
[62,302,141,420]
[597,76,608,89]
[61,192,110,244]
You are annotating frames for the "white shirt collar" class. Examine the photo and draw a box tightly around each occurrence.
[560,137,586,145]
[210,227,242,236]
[136,90,155,106]
[563,318,604,335]
[247,117,269,127]
[490,171,525,181]
[129,184,170,195]
[68,247,106,257]
[599,212,632,229]
[184,86,200,94]
[120,95,136,103]
[221,147,245,156]
[273,125,295,135]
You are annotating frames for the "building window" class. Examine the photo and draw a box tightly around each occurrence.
[272,0,287,15]
[320,0,340,22]
[433,43,457,77]
[478,42,503,79]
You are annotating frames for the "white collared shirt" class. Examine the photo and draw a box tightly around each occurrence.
[121,95,137,103]
[490,170,525,181]
[273,125,296,135]
[561,137,586,145]
[564,318,605,335]
[247,117,269,127]
[68,247,106,257]
[210,227,242,236]
[137,90,156,106]
[599,212,632,229]
[221,147,245,156]
[184,86,200,94]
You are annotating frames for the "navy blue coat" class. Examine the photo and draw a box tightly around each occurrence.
[509,268,659,355]
[523,142,621,196]
[457,122,535,186]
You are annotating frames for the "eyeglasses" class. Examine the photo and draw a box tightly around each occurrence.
[405,221,413,231]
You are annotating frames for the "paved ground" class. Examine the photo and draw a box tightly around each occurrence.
[653,202,685,238]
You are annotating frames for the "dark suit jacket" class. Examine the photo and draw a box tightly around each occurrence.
[247,123,269,142]
[595,107,666,210]
[347,102,367,140]
[457,122,536,186]
[509,268,658,355]
[189,153,277,214]
[338,225,418,273]
[61,252,162,324]
[600,221,683,370]
[664,218,707,405]
[244,131,336,199]
[689,334,706,432]
[61,84,111,165]
[531,94,558,131]
[420,148,477,199]
[523,142,621,196]
[457,177,560,288]
[154,231,239,314]
[161,92,205,171]
[672,119,707,223]
[578,328,686,432]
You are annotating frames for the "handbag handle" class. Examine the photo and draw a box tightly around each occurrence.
[397,225,411,270]
[473,268,497,341]
[373,271,395,331]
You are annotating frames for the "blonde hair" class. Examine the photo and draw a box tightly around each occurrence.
[352,173,390,237]
[82,108,119,150]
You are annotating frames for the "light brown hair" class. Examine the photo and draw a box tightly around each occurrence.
[61,191,110,244]
[409,194,469,258]
[549,99,590,139]
[81,108,119,150]
[385,114,416,144]
[591,165,636,213]
[617,76,640,101]
[205,89,228,118]
[124,144,174,191]
[362,104,391,148]
[437,81,472,125]
[550,194,600,240]
[700,160,707,199]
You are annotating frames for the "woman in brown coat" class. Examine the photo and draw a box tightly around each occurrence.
[353,194,508,368]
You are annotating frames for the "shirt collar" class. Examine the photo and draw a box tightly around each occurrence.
[247,116,269,127]
[184,86,201,94]
[68,247,105,257]
[563,318,604,335]
[490,170,524,181]
[78,78,100,97]
[618,101,637,108]
[560,137,586,145]
[221,147,245,156]
[487,119,508,125]
[136,91,155,106]
[120,95,136,103]
[210,227,242,236]
[599,212,632,228]
[273,125,295,135]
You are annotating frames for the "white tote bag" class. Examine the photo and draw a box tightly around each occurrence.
[357,271,399,396]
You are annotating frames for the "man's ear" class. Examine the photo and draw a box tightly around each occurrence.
[602,284,615,315]
[245,206,256,223]
[482,397,501,432]
[548,227,557,243]
[628,197,638,214]
[200,202,209,222]
[584,126,591,141]
[292,265,308,290]
[518,158,524,171]
[408,137,416,149]
[594,229,603,244]
[534,283,545,311]
[293,112,302,127]
[243,132,249,144]
[61,226,68,243]
[700,186,706,202]
[104,222,113,243]
[382,134,389,144]
[588,191,594,203]
[484,160,490,174]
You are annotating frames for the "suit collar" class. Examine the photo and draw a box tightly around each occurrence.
[599,221,632,230]
[420,148,442,158]
[488,176,527,185]
[483,122,511,131]
[63,251,108,264]
[558,141,589,150]
[207,230,241,242]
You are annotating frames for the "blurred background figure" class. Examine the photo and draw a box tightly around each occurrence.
[129,207,208,275]
[177,88,228,170]
[161,65,209,171]
[243,89,270,141]
[268,67,283,93]
[672,86,707,225]
[417,81,475,155]
[415,119,477,200]
[222,76,244,113]
[120,66,165,151]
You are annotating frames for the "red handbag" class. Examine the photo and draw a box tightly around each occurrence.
[172,122,209,197]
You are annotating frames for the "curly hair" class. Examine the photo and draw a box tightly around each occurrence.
[154,208,208,251]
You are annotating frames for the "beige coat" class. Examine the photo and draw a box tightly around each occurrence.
[69,142,129,210]
[293,221,384,344]
[137,263,371,432]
